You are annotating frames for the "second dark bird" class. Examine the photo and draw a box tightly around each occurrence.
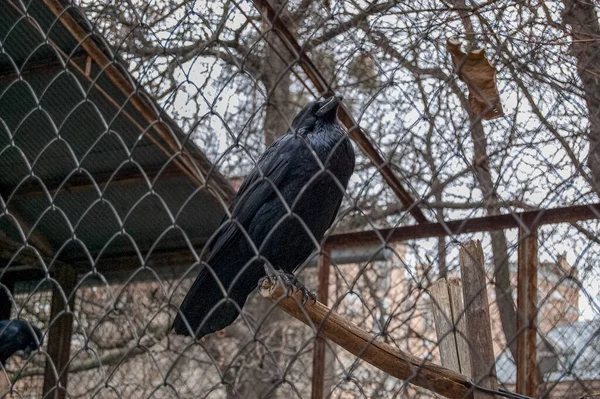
[0,319,43,365]
[173,95,355,339]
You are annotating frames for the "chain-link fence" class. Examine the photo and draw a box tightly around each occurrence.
[1,0,600,398]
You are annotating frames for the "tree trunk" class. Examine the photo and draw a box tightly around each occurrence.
[469,118,518,360]
[261,0,295,146]
[263,67,292,146]
[562,0,600,188]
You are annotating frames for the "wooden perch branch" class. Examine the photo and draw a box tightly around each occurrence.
[259,280,474,399]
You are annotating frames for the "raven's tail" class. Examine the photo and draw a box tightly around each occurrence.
[172,261,262,339]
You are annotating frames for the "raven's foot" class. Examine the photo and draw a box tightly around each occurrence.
[260,271,317,306]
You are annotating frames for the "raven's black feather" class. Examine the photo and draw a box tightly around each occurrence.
[173,96,355,338]
[0,319,43,365]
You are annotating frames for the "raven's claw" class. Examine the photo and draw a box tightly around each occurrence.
[260,271,316,306]
[293,278,317,306]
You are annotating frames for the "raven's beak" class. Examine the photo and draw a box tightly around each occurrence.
[316,95,343,117]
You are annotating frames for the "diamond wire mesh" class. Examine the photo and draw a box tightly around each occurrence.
[0,0,599,398]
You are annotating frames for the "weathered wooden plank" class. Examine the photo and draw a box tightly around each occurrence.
[430,279,462,373]
[459,240,498,398]
[430,278,473,378]
[447,278,472,378]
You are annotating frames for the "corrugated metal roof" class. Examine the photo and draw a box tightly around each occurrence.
[0,0,233,279]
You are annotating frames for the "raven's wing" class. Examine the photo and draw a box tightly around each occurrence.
[173,134,302,337]
[0,322,21,364]
[208,134,299,256]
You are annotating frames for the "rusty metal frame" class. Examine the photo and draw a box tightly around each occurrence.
[311,247,332,399]
[313,203,600,398]
[516,227,538,397]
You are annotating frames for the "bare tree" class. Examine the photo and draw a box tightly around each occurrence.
[8,0,599,397]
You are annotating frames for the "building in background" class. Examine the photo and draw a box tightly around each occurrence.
[327,248,590,398]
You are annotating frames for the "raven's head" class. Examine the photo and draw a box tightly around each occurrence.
[290,95,343,134]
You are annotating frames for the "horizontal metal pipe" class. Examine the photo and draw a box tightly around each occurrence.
[303,245,394,268]
[326,203,600,248]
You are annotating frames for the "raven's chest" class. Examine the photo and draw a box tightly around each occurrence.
[292,131,353,181]
[283,136,353,206]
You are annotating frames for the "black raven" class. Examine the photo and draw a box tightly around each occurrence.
[0,319,43,365]
[173,95,355,339]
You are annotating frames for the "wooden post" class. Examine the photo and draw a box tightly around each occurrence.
[430,278,471,377]
[260,280,474,399]
[43,265,77,399]
[459,240,498,398]
[311,247,332,399]
[516,228,538,397]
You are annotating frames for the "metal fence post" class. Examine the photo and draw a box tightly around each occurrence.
[517,226,538,397]
[43,265,77,399]
[312,246,331,399]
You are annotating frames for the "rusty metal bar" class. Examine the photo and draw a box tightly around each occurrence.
[312,248,331,399]
[2,164,184,198]
[43,265,77,399]
[4,209,55,258]
[516,227,538,397]
[252,0,428,224]
[0,234,60,272]
[0,53,88,82]
[327,203,600,248]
